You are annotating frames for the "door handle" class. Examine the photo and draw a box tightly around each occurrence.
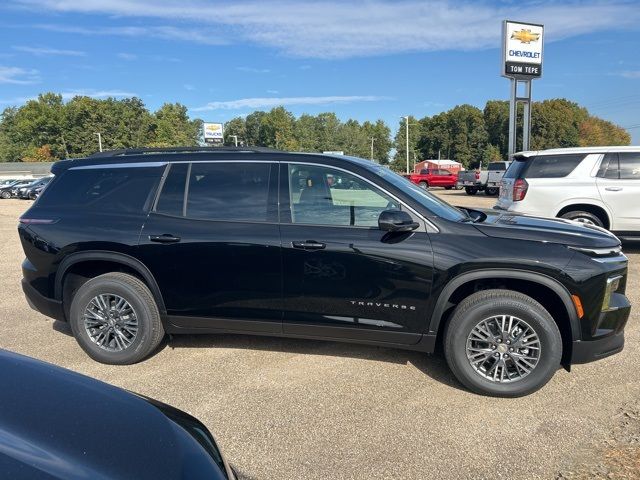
[605,187,623,192]
[292,240,326,250]
[149,234,181,243]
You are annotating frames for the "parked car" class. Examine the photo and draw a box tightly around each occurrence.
[0,348,236,479]
[458,161,511,196]
[0,178,19,187]
[496,147,640,240]
[1,179,33,199]
[19,147,631,397]
[19,176,52,199]
[28,184,47,200]
[406,168,458,189]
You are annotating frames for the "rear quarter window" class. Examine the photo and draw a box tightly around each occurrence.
[521,154,585,178]
[37,167,162,213]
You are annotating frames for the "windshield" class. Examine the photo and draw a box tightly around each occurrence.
[364,163,467,221]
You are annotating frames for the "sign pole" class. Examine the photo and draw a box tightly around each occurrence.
[508,78,517,158]
[502,20,543,158]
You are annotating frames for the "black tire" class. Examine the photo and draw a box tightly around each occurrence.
[419,181,429,189]
[444,289,562,397]
[0,191,10,199]
[445,186,453,190]
[485,187,499,196]
[464,187,478,196]
[69,272,164,365]
[560,210,604,228]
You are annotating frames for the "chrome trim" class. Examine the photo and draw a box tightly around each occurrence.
[602,275,624,311]
[72,158,439,232]
[70,162,168,170]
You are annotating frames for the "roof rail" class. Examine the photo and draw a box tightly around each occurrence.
[87,146,284,158]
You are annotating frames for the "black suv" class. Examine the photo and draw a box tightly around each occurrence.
[19,148,631,397]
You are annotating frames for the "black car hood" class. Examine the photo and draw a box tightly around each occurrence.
[472,210,620,248]
[0,350,226,480]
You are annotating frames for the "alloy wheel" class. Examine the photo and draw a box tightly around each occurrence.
[466,315,541,383]
[83,294,139,352]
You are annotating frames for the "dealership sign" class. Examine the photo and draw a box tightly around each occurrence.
[203,122,224,144]
[502,20,544,78]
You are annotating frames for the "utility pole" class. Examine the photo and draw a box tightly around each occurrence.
[370,136,376,161]
[401,116,410,173]
[94,132,103,152]
[230,135,238,147]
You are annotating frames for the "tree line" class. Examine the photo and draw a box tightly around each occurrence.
[0,93,630,169]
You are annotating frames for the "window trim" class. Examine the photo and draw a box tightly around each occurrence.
[280,161,434,232]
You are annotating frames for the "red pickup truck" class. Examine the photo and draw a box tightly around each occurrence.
[406,168,458,189]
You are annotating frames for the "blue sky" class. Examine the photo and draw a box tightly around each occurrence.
[1,0,639,143]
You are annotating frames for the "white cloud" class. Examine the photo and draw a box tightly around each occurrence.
[33,23,227,46]
[619,71,640,79]
[59,89,137,99]
[236,66,270,74]
[13,45,86,56]
[117,52,138,61]
[0,66,40,84]
[266,89,279,94]
[183,84,195,91]
[17,0,640,59]
[0,90,136,105]
[192,95,389,111]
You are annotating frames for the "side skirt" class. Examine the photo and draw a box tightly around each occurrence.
[164,315,436,353]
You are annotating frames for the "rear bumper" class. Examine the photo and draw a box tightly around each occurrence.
[22,278,65,322]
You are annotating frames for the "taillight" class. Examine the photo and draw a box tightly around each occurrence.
[19,218,58,225]
[475,171,480,180]
[513,179,528,201]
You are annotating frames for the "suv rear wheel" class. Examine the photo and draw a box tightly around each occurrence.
[444,289,561,397]
[464,187,478,195]
[560,210,604,228]
[69,272,164,365]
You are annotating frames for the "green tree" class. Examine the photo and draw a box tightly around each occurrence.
[151,103,199,147]
[259,107,297,150]
[245,111,266,146]
[222,117,247,146]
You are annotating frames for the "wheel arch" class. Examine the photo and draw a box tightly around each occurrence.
[55,251,166,317]
[428,269,581,366]
[555,202,611,229]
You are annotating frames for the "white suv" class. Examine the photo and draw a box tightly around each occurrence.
[495,146,640,240]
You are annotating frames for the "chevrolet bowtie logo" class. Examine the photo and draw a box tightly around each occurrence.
[511,29,540,44]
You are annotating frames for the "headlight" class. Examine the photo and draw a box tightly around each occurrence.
[602,275,623,311]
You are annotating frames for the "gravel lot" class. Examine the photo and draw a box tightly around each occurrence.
[1,190,638,480]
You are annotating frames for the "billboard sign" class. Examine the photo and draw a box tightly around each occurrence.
[203,122,224,144]
[502,20,544,78]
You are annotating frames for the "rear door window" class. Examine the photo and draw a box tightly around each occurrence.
[597,153,619,179]
[619,152,640,180]
[155,163,188,216]
[186,162,273,222]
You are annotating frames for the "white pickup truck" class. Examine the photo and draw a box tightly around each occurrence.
[457,161,511,196]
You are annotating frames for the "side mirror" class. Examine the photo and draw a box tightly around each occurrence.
[378,210,419,232]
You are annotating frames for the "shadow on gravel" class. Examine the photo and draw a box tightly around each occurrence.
[164,333,465,392]
[621,240,640,254]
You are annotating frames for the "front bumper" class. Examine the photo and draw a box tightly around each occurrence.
[22,278,65,322]
[570,292,631,364]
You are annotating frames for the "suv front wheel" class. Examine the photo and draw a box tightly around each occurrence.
[444,289,561,397]
[69,272,165,365]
